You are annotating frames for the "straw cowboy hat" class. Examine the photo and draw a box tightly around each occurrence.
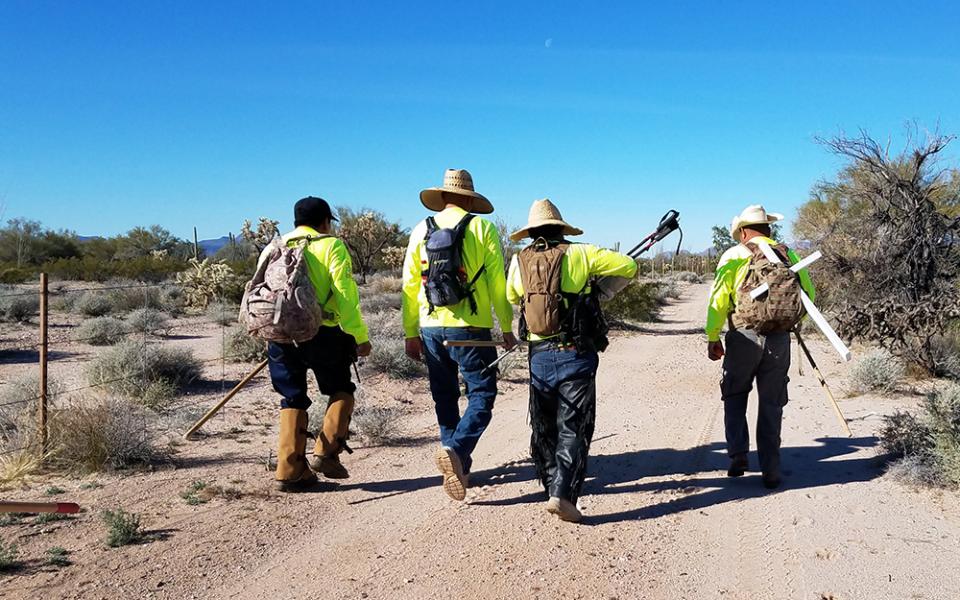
[731,204,784,242]
[510,198,584,242]
[420,168,494,214]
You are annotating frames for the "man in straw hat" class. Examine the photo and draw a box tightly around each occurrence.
[506,199,637,522]
[706,204,816,489]
[402,169,517,501]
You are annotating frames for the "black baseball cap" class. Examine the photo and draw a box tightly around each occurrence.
[294,196,338,227]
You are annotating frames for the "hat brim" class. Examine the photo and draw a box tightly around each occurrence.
[510,219,583,242]
[731,213,783,242]
[420,188,494,214]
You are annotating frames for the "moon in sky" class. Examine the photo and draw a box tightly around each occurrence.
[544,38,553,48]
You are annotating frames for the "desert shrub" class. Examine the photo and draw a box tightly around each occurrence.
[0,539,19,571]
[928,328,960,380]
[223,328,266,362]
[364,309,402,336]
[0,267,32,284]
[1,295,39,323]
[205,301,238,326]
[45,546,70,567]
[653,280,682,302]
[367,274,403,295]
[106,284,164,313]
[74,316,127,345]
[362,292,401,313]
[102,508,142,547]
[87,341,201,403]
[75,291,114,317]
[175,258,239,309]
[49,398,157,472]
[603,280,662,324]
[880,385,960,488]
[848,348,904,395]
[158,285,185,316]
[125,308,170,336]
[364,337,425,378]
[666,271,703,284]
[353,405,404,444]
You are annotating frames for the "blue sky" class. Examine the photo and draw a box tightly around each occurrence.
[1,2,958,251]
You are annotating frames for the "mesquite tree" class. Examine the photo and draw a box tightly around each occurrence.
[795,129,960,372]
[336,207,404,283]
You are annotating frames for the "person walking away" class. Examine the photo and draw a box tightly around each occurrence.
[257,197,372,491]
[705,204,815,489]
[506,199,637,522]
[402,169,517,501]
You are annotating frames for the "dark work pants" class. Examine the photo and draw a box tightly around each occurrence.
[267,326,357,410]
[528,341,599,503]
[721,329,791,477]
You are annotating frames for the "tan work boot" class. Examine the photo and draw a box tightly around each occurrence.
[546,497,582,523]
[275,408,318,492]
[434,446,468,501]
[309,392,355,479]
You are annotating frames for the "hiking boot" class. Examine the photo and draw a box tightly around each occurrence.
[434,446,468,501]
[727,453,749,478]
[310,455,349,479]
[275,408,319,492]
[546,497,582,523]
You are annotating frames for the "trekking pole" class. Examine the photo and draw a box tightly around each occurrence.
[442,340,506,348]
[1,501,80,514]
[184,358,269,439]
[596,209,682,301]
[794,331,852,438]
[482,344,524,375]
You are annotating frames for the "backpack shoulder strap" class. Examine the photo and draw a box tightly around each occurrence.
[451,213,475,242]
[424,217,439,239]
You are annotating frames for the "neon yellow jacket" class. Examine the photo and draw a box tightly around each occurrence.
[271,226,369,344]
[506,242,638,340]
[401,206,513,338]
[705,236,816,342]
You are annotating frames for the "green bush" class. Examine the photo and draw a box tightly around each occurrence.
[125,308,170,336]
[880,385,960,488]
[0,267,32,284]
[1,295,38,323]
[87,341,201,403]
[0,538,19,571]
[223,328,266,362]
[74,317,127,345]
[102,508,142,547]
[848,348,904,395]
[75,291,114,317]
[49,398,158,472]
[603,280,662,324]
[45,546,70,567]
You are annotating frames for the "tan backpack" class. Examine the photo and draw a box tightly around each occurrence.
[518,240,569,337]
[239,236,326,344]
[733,242,805,334]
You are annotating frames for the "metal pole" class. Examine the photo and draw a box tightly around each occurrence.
[39,273,48,455]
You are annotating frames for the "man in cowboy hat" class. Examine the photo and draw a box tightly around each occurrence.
[506,199,637,522]
[706,204,815,489]
[264,197,372,491]
[402,168,517,501]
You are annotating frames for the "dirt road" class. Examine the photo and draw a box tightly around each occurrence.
[5,283,959,600]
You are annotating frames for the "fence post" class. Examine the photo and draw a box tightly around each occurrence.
[39,272,48,455]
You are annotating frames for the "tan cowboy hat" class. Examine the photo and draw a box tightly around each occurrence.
[510,198,584,242]
[420,168,494,214]
[731,204,784,242]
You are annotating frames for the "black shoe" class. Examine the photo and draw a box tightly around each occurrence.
[727,454,748,477]
[762,474,782,489]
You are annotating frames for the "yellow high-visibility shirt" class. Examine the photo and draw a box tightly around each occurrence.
[401,206,513,338]
[506,242,639,341]
[705,236,816,342]
[262,226,369,344]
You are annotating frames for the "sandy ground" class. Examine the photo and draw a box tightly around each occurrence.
[2,283,960,600]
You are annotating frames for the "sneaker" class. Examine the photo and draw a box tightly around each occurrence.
[727,453,748,478]
[546,497,582,523]
[434,446,468,501]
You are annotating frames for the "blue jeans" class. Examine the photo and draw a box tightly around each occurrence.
[421,327,498,473]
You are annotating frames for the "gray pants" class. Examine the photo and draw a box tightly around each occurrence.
[721,329,791,476]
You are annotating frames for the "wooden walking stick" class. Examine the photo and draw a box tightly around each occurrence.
[184,359,269,439]
[1,501,80,514]
[794,331,852,437]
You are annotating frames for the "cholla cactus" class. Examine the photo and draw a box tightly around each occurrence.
[337,209,403,283]
[175,258,239,309]
[241,217,280,253]
[382,246,406,271]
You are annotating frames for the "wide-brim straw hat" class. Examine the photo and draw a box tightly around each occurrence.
[731,204,784,242]
[510,198,584,242]
[420,168,494,214]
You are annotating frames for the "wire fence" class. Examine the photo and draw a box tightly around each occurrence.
[0,275,266,459]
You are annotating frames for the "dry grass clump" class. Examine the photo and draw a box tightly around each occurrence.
[365,337,425,379]
[665,271,704,284]
[223,328,267,362]
[362,292,402,314]
[352,405,404,445]
[87,341,201,405]
[848,348,904,395]
[367,274,403,295]
[49,398,158,472]
[74,316,127,345]
[880,385,960,488]
[125,308,171,335]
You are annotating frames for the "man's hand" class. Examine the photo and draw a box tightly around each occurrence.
[502,332,518,351]
[708,340,725,361]
[405,337,423,361]
[356,341,372,358]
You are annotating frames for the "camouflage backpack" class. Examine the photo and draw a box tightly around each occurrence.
[239,236,326,344]
[733,242,805,334]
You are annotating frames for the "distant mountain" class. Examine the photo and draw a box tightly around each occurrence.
[198,236,231,256]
